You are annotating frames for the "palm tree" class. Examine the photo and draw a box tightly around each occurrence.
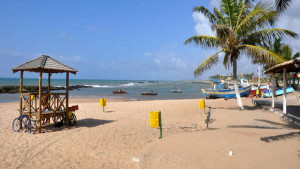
[185,0,297,109]
[275,0,293,13]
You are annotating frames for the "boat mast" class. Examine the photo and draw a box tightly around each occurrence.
[258,66,261,87]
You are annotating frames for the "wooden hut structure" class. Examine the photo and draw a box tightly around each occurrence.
[11,55,78,132]
[264,58,300,114]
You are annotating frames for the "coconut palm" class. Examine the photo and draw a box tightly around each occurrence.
[185,0,297,109]
[275,0,293,13]
[261,38,299,88]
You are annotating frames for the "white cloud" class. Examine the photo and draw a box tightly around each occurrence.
[192,12,214,36]
[59,33,76,42]
[210,0,220,7]
[84,24,96,31]
[144,52,152,56]
[276,0,300,52]
[170,57,187,69]
[58,55,82,62]
[154,58,161,65]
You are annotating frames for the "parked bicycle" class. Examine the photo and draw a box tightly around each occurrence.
[205,106,212,128]
[12,114,37,134]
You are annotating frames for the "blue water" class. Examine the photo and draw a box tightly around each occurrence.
[0,78,209,102]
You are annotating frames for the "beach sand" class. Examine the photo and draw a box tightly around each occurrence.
[0,97,299,169]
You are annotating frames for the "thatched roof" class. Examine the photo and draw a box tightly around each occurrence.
[11,55,78,74]
[264,58,300,74]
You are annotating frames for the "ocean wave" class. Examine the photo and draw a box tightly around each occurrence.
[121,83,136,87]
[83,85,107,88]
[82,82,143,88]
[54,86,64,88]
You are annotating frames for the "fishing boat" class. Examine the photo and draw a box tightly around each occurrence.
[171,89,182,93]
[201,79,251,99]
[112,89,127,94]
[202,86,251,99]
[261,87,295,98]
[141,90,157,95]
[249,85,269,97]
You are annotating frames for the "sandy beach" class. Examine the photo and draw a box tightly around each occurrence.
[0,96,299,169]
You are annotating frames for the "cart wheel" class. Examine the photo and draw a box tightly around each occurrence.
[27,120,37,134]
[41,117,50,125]
[12,118,21,132]
[52,116,64,124]
[69,114,77,126]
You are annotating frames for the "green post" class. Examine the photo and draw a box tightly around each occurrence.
[103,105,105,112]
[159,111,162,139]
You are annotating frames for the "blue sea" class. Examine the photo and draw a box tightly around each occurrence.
[0,78,209,103]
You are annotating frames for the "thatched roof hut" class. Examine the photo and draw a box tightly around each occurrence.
[264,58,300,114]
[264,58,300,74]
[11,55,78,133]
[12,55,78,74]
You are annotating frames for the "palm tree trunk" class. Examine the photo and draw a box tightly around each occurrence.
[275,76,281,89]
[232,57,244,110]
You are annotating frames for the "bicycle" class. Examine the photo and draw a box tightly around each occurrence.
[12,114,37,134]
[205,106,212,128]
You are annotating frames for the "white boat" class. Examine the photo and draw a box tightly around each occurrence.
[172,89,182,93]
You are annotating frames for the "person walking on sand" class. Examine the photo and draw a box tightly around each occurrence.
[256,87,260,98]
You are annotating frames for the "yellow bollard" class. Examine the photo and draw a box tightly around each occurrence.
[199,100,205,109]
[149,111,160,128]
[149,111,162,139]
[100,98,106,112]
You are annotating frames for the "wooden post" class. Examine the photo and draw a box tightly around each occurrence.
[19,71,23,115]
[29,94,31,119]
[271,73,275,109]
[48,73,51,92]
[38,72,42,133]
[283,69,287,114]
[65,72,69,126]
[47,73,51,123]
[19,71,23,128]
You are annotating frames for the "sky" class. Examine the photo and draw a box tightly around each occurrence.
[0,0,299,80]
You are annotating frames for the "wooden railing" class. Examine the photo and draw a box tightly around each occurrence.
[21,93,66,113]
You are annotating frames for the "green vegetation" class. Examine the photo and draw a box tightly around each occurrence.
[275,0,293,13]
[185,0,298,109]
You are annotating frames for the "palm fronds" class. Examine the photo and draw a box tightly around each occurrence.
[194,52,220,76]
[235,2,278,35]
[185,0,297,79]
[184,35,219,48]
[193,6,217,24]
[276,0,293,13]
[214,8,226,24]
[247,28,298,44]
[242,44,285,67]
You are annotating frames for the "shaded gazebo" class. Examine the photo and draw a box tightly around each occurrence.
[12,55,78,132]
[264,58,300,114]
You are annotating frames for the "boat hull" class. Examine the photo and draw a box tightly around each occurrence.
[261,87,295,98]
[141,93,157,95]
[202,86,251,99]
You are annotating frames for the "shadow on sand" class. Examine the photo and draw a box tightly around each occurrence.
[260,132,300,142]
[43,118,115,133]
[254,119,299,129]
[75,118,114,128]
[227,125,279,129]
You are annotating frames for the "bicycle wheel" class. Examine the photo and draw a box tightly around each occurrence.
[22,116,29,131]
[12,118,21,132]
[27,120,37,134]
[69,114,77,126]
